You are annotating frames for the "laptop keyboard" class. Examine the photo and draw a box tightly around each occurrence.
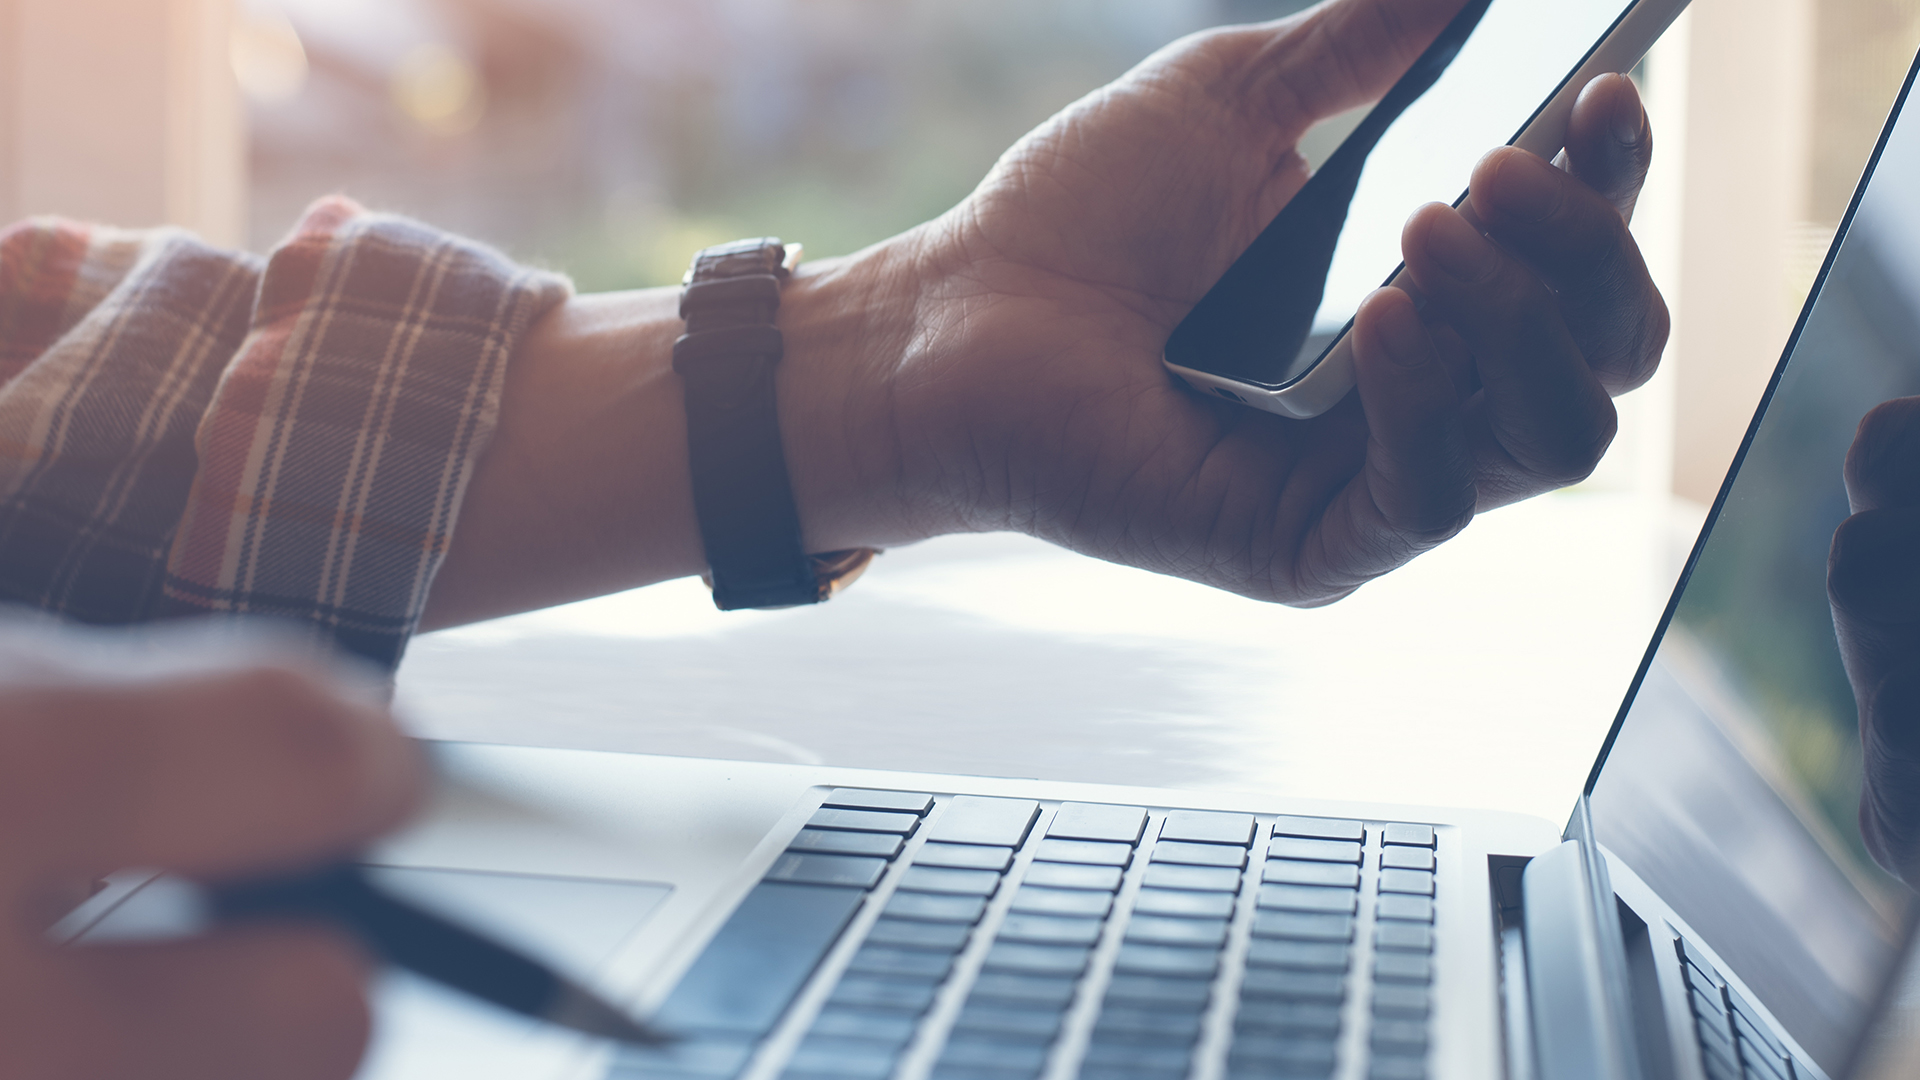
[1674,937,1807,1080]
[612,790,1441,1080]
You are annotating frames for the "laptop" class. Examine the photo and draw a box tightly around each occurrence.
[62,32,1920,1080]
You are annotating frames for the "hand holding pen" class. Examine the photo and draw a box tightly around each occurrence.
[1,656,662,1080]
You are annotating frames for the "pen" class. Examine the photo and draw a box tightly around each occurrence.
[210,864,675,1048]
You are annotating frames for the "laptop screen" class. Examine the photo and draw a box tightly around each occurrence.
[1588,56,1920,1076]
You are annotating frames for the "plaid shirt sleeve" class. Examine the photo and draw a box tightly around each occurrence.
[0,197,571,668]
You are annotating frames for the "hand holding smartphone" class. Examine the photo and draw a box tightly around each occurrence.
[1163,0,1690,418]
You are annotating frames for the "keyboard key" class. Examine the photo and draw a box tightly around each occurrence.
[899,865,1003,896]
[1379,869,1435,896]
[1700,1054,1740,1080]
[1239,968,1346,1003]
[1247,939,1349,972]
[1738,1043,1790,1080]
[828,974,943,1012]
[1695,1010,1736,1055]
[1727,988,1784,1056]
[654,882,865,1035]
[1161,810,1256,846]
[789,828,906,859]
[1258,884,1359,914]
[937,1040,1050,1071]
[1677,936,1723,984]
[1049,802,1149,843]
[997,913,1105,946]
[866,918,972,951]
[914,842,1016,872]
[1090,1037,1190,1060]
[1133,887,1236,919]
[928,796,1040,847]
[1228,1038,1338,1070]
[1078,1068,1189,1080]
[1381,847,1435,871]
[1376,894,1434,922]
[1741,1045,1791,1080]
[952,1005,1064,1041]
[1368,1056,1428,1080]
[764,852,889,889]
[1371,984,1430,1018]
[789,1036,900,1079]
[1743,1038,1790,1076]
[1105,973,1214,1007]
[1125,915,1230,947]
[1372,1018,1428,1052]
[928,1068,1043,1080]
[1374,921,1433,952]
[1268,837,1363,864]
[1009,885,1114,918]
[1114,943,1220,977]
[1264,860,1360,888]
[809,1008,919,1045]
[1093,1009,1204,1043]
[1252,910,1354,942]
[608,1037,756,1078]
[1142,864,1242,892]
[1152,840,1249,868]
[883,891,987,924]
[1034,838,1133,866]
[847,946,955,979]
[1381,823,1435,848]
[1686,962,1727,1006]
[969,972,1079,1007]
[1271,815,1365,842]
[825,789,935,815]
[809,807,921,834]
[1684,962,1724,997]
[1374,952,1433,983]
[1024,862,1124,891]
[1233,1001,1343,1036]
[1700,1023,1739,1056]
[983,942,1093,977]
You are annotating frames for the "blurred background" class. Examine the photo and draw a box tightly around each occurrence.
[3,0,1919,824]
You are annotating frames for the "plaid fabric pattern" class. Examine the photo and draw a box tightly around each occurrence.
[0,198,570,668]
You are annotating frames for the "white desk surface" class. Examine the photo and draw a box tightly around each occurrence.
[396,489,1699,829]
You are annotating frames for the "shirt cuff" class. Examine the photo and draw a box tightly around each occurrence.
[163,196,572,668]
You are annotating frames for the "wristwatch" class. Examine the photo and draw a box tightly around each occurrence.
[673,238,877,610]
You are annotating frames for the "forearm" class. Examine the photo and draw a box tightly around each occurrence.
[418,239,930,631]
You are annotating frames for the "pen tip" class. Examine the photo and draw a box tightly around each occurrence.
[545,984,676,1048]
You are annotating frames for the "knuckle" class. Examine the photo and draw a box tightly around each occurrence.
[1532,400,1617,487]
[1847,397,1920,497]
[211,666,374,811]
[1829,510,1920,621]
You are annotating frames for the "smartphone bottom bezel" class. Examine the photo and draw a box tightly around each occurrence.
[1163,330,1358,420]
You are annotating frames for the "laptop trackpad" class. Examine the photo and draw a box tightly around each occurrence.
[356,867,671,1080]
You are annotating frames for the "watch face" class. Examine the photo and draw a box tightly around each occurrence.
[692,238,790,283]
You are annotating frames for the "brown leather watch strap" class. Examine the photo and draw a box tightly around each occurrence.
[673,238,874,609]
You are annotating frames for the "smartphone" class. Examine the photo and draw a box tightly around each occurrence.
[1162,0,1691,419]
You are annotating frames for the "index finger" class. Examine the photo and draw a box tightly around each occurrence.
[1466,145,1669,395]
[0,667,422,892]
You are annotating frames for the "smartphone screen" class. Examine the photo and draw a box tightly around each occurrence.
[1164,0,1641,389]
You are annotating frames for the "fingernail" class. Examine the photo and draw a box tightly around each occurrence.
[1423,210,1498,283]
[1612,79,1646,147]
[1374,291,1430,368]
[1487,151,1562,222]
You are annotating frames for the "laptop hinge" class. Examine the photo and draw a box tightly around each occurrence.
[1521,796,1645,1080]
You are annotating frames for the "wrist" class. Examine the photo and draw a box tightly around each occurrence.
[775,234,953,553]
